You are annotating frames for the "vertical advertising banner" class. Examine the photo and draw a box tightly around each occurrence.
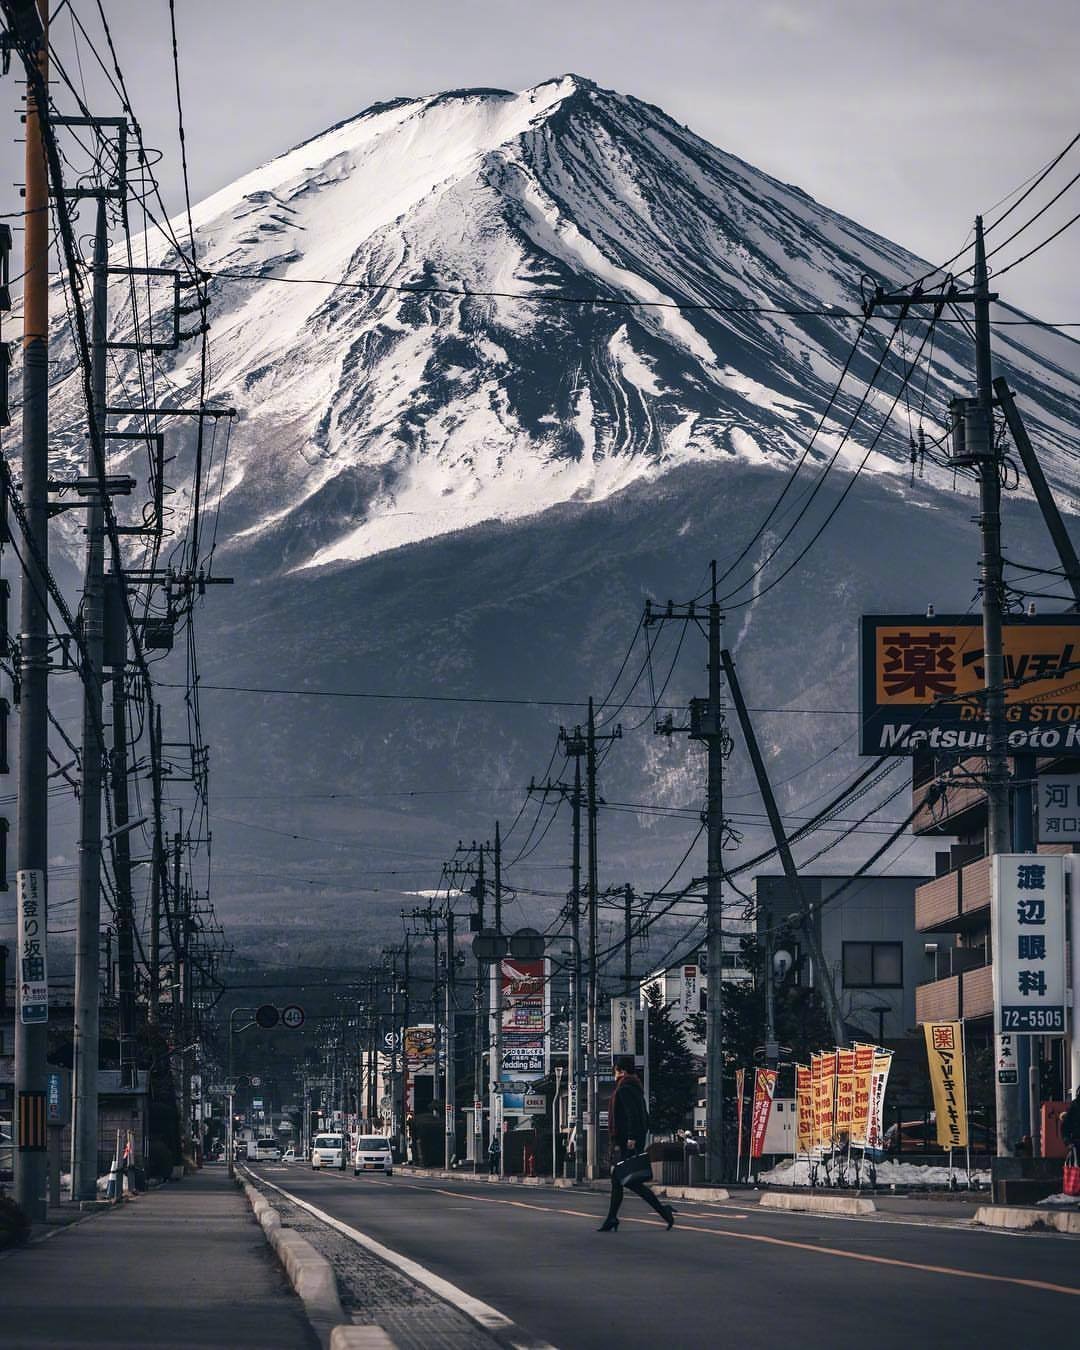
[610,997,636,1059]
[850,1043,875,1146]
[735,1067,746,1171]
[923,1021,969,1149]
[682,965,698,1017]
[810,1053,823,1153]
[817,1051,837,1152]
[500,958,546,1083]
[991,853,1067,1034]
[17,869,48,1024]
[835,1049,856,1141]
[795,1065,813,1155]
[749,1068,777,1159]
[866,1051,893,1152]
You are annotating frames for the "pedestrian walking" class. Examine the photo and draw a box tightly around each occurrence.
[598,1057,675,1233]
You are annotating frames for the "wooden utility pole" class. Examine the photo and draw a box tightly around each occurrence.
[12,0,49,1220]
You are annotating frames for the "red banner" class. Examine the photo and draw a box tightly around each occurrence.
[750,1068,778,1158]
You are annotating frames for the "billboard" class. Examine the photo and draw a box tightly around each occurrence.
[859,614,1080,755]
[500,957,547,1083]
[405,1025,436,1074]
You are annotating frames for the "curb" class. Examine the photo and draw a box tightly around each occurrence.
[760,1191,876,1216]
[395,1166,729,1203]
[330,1328,396,1350]
[973,1204,1080,1235]
[238,1172,346,1346]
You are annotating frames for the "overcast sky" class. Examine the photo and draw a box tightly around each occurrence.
[9,0,1079,318]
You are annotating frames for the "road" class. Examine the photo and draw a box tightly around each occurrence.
[248,1165,1080,1349]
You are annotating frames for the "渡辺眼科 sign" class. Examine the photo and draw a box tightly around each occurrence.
[991,853,1067,1034]
[923,1021,969,1150]
[859,615,1080,755]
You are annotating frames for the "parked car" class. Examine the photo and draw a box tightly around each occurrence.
[311,1133,346,1170]
[883,1116,993,1156]
[353,1135,393,1176]
[282,1146,297,1163]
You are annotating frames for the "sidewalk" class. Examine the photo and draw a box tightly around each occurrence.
[0,1165,316,1349]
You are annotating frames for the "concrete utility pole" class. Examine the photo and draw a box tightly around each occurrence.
[71,194,109,1203]
[720,647,846,1046]
[444,908,456,1165]
[13,0,50,1220]
[570,759,584,1183]
[561,701,620,1180]
[623,884,634,995]
[491,824,504,1178]
[702,573,726,1185]
[147,705,164,1024]
[869,220,1015,1153]
[110,660,135,1089]
[400,934,410,1147]
[972,217,1018,1156]
[472,845,485,1171]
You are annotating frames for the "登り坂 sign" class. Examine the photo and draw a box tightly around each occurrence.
[859,615,1080,755]
[991,854,1067,1034]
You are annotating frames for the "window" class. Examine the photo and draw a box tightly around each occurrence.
[842,941,903,989]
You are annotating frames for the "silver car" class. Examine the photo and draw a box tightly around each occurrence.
[353,1135,393,1176]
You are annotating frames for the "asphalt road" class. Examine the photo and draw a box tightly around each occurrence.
[249,1165,1080,1349]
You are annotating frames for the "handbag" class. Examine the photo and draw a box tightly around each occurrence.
[1064,1146,1080,1198]
[613,1152,653,1186]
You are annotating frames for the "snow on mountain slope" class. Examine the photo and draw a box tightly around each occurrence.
[43,75,1080,571]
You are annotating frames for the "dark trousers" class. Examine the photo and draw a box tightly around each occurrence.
[605,1171,668,1223]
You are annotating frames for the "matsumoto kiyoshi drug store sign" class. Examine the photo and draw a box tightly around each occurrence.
[859,615,1080,755]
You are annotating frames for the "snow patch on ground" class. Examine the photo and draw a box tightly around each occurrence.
[760,1157,990,1188]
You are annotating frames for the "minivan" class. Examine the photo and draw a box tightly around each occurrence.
[311,1133,346,1169]
[353,1135,393,1176]
[249,1137,282,1163]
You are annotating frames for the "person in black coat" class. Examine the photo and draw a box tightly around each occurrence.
[598,1058,675,1232]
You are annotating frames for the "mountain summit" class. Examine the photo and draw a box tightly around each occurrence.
[56,76,1080,574]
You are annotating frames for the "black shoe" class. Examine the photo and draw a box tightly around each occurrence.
[597,1218,619,1232]
[662,1205,676,1230]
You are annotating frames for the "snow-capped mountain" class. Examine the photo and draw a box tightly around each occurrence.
[46,75,1080,572]
[33,78,1080,959]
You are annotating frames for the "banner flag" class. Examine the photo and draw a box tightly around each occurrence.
[923,1021,969,1150]
[750,1068,778,1159]
[735,1067,746,1168]
[795,1064,813,1155]
[867,1050,893,1151]
[818,1050,837,1152]
[850,1043,876,1146]
[835,1049,856,1140]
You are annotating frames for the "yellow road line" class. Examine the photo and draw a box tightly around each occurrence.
[399,1181,1080,1297]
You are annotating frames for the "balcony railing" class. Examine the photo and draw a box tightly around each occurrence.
[916,962,994,1024]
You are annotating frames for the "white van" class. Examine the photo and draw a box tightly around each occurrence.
[353,1135,393,1176]
[311,1133,346,1170]
[248,1137,282,1163]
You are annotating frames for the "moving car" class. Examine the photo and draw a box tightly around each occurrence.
[249,1137,282,1163]
[282,1146,297,1163]
[311,1133,346,1170]
[353,1135,393,1176]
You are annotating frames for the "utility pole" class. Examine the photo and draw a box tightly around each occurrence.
[400,934,410,1147]
[647,570,729,1182]
[473,844,485,1170]
[71,193,108,1203]
[13,0,49,1220]
[561,700,620,1180]
[720,647,846,1046]
[491,823,503,1178]
[869,220,1016,1154]
[702,576,726,1185]
[147,705,164,1025]
[623,884,634,995]
[110,660,135,1089]
[444,907,456,1165]
[570,759,584,1182]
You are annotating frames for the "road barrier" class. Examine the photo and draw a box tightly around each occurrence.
[974,1204,1080,1234]
[759,1192,877,1216]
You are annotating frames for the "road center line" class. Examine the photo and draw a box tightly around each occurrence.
[403,1181,1080,1298]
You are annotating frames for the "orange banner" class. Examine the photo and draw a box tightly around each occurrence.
[835,1049,856,1139]
[850,1043,875,1146]
[795,1064,813,1155]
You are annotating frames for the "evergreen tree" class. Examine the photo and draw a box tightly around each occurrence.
[644,984,697,1135]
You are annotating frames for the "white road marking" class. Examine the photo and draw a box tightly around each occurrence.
[247,1169,560,1350]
